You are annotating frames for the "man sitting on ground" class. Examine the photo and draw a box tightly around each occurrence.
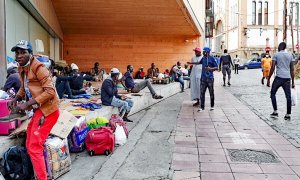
[91,62,105,81]
[2,63,21,97]
[122,65,163,99]
[101,68,133,122]
[147,63,159,78]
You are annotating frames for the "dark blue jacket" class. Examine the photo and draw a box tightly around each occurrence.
[4,69,21,92]
[101,77,121,105]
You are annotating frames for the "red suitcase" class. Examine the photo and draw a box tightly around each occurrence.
[85,127,115,156]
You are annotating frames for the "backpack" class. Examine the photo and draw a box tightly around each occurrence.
[3,146,34,180]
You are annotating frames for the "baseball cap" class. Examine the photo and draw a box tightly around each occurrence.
[71,63,79,70]
[193,47,201,52]
[11,40,33,52]
[110,68,120,74]
[203,47,211,52]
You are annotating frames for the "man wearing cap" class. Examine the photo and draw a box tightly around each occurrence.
[187,47,203,106]
[198,47,218,112]
[8,40,60,179]
[2,63,21,97]
[101,68,134,122]
[122,65,163,99]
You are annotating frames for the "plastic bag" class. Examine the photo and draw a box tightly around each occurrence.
[115,124,127,146]
[292,87,297,106]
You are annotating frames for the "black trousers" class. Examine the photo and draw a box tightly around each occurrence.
[200,78,214,109]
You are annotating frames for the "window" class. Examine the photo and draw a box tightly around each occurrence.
[296,3,299,26]
[258,1,262,25]
[252,1,256,25]
[289,2,293,26]
[264,1,268,25]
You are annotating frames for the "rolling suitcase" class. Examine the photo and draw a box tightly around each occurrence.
[0,114,27,135]
[85,127,115,156]
[0,100,10,118]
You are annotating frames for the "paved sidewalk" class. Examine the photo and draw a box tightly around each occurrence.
[171,85,300,180]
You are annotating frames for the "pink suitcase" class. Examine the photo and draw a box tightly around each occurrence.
[0,114,27,135]
[0,100,10,118]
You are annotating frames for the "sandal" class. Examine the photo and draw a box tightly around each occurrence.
[153,94,163,99]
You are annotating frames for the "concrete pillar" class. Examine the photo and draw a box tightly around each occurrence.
[0,0,6,85]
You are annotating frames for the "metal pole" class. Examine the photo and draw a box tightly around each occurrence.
[283,0,288,42]
[291,2,295,52]
[297,3,299,55]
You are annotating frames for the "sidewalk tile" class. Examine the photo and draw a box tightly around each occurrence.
[230,163,263,173]
[197,137,220,143]
[173,153,199,162]
[201,162,231,173]
[175,141,197,148]
[233,173,300,180]
[198,142,222,149]
[201,172,234,180]
[198,148,225,155]
[172,171,200,180]
[290,166,300,176]
[173,147,198,155]
[271,144,298,151]
[259,164,295,174]
[196,132,218,137]
[172,160,199,171]
[175,136,196,142]
[283,158,300,166]
[199,154,228,163]
[275,150,300,158]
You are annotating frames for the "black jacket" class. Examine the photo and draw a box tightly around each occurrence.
[101,77,121,105]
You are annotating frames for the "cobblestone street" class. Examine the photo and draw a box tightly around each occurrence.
[224,69,300,147]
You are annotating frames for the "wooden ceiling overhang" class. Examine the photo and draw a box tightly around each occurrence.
[51,0,201,36]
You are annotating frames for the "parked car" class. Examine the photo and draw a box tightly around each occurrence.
[239,58,262,70]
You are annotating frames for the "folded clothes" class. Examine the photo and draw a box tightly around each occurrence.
[63,94,92,99]
[72,102,102,111]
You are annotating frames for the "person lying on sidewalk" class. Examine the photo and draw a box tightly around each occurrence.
[101,68,134,122]
[121,65,163,99]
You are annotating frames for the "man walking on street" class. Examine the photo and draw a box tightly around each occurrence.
[219,49,234,86]
[198,47,218,112]
[233,55,240,74]
[261,53,272,85]
[267,42,295,120]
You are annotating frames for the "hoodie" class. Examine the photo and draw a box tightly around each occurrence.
[101,76,121,105]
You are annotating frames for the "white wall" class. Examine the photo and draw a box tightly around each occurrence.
[228,30,239,51]
[247,29,275,47]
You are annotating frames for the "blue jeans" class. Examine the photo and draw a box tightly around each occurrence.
[270,77,291,114]
[175,76,184,91]
[111,96,134,116]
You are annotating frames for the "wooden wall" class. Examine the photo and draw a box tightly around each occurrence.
[30,0,63,39]
[63,34,200,74]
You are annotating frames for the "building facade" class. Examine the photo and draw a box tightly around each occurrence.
[212,0,300,61]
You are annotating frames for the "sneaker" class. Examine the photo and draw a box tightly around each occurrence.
[198,108,204,112]
[227,82,231,86]
[123,117,133,122]
[210,107,214,111]
[153,94,163,99]
[270,112,278,118]
[223,84,226,87]
[284,114,291,120]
